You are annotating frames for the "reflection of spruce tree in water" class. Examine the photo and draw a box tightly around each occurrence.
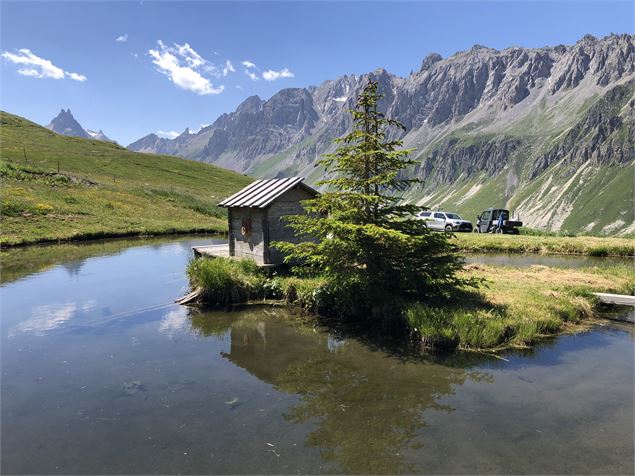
[61,259,85,277]
[276,346,477,474]
[195,310,494,474]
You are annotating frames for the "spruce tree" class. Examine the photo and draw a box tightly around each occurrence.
[275,80,464,318]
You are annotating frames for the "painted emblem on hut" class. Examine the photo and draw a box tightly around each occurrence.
[218,177,318,265]
[240,218,252,237]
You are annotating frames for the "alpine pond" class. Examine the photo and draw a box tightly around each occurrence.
[1,237,633,474]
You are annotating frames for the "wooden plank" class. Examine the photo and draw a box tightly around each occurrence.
[192,244,230,258]
[191,244,281,270]
[175,288,203,305]
[593,293,635,306]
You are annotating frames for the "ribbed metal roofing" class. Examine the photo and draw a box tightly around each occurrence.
[219,176,317,208]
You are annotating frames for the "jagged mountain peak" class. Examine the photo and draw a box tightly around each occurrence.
[47,108,90,139]
[420,53,443,71]
[127,33,634,234]
[236,95,264,113]
[47,108,113,142]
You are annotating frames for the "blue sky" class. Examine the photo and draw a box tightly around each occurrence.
[1,1,633,145]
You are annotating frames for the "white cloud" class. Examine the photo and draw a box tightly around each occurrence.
[262,68,294,81]
[66,72,87,82]
[175,42,205,68]
[333,96,347,102]
[245,69,259,81]
[1,48,86,81]
[241,60,256,68]
[222,60,235,76]
[149,41,223,95]
[116,34,128,42]
[157,130,180,139]
[17,68,40,77]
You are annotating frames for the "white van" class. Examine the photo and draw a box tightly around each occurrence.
[417,211,473,232]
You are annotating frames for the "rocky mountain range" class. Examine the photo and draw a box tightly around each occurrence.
[128,33,634,235]
[47,109,113,143]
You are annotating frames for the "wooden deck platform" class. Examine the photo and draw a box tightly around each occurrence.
[593,293,635,307]
[191,244,280,269]
[192,244,230,259]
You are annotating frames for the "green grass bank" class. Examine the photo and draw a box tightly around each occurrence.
[406,263,634,350]
[186,257,634,351]
[1,112,251,246]
[453,233,635,257]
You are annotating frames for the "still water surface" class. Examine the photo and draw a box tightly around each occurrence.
[1,236,633,474]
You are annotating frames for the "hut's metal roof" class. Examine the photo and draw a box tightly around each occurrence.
[219,176,318,208]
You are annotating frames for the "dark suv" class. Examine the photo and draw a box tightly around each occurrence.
[475,208,522,234]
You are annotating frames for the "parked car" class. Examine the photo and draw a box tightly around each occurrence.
[417,211,473,232]
[475,208,522,234]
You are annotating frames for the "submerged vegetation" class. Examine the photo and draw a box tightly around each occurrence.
[0,112,251,246]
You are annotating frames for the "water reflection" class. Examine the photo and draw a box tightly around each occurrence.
[191,307,493,473]
[8,300,96,337]
[0,234,224,285]
[158,306,189,337]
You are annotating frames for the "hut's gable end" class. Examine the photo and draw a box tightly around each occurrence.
[229,207,266,264]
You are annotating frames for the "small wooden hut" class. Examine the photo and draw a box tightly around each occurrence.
[218,177,318,265]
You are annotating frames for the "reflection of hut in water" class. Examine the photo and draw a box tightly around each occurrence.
[218,177,319,266]
[221,314,325,383]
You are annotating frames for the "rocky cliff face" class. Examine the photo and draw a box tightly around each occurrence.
[197,88,319,168]
[46,109,113,142]
[128,33,635,235]
[530,81,635,179]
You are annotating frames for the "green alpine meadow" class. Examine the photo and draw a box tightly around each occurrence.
[1,112,251,246]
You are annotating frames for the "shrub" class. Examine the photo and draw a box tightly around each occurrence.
[186,257,266,306]
[404,304,459,350]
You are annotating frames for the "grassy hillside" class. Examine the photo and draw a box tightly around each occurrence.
[1,112,252,246]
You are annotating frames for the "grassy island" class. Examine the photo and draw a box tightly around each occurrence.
[186,257,634,351]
